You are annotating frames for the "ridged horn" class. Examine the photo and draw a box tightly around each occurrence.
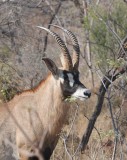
[37,26,73,71]
[50,25,80,72]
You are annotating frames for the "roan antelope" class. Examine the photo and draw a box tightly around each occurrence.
[0,26,91,160]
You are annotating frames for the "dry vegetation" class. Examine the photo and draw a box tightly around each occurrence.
[0,0,127,159]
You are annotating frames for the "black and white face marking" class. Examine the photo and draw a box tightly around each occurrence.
[59,71,91,100]
[67,73,75,87]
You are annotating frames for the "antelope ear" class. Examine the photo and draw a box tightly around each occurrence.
[42,58,59,78]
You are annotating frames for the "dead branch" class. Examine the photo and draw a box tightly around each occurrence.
[80,37,127,152]
[43,2,61,54]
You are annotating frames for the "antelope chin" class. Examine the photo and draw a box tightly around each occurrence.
[79,96,89,101]
[71,96,89,101]
[79,97,87,101]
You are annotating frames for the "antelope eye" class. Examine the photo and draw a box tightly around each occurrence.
[64,79,69,85]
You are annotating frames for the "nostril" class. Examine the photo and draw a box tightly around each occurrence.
[88,92,91,97]
[84,90,91,98]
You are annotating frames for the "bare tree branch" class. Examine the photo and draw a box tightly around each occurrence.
[43,2,61,54]
[80,37,127,152]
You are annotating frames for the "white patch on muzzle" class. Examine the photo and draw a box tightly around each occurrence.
[72,87,91,101]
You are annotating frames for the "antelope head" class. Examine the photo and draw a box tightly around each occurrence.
[37,26,91,101]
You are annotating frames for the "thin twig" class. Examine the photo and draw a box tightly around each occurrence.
[43,2,61,53]
[66,102,79,139]
[81,64,127,151]
[4,103,33,145]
